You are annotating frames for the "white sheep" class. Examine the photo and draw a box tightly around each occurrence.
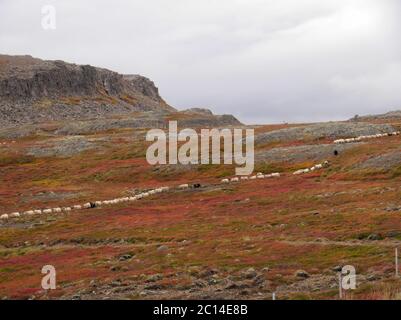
[10,212,20,218]
[53,208,62,213]
[129,197,137,201]
[315,164,323,170]
[178,184,189,189]
[231,177,240,182]
[149,190,156,195]
[43,209,52,214]
[83,203,91,209]
[161,187,170,192]
[240,176,249,180]
[34,210,42,215]
[256,175,265,179]
[24,210,35,216]
[1,214,9,220]
[136,194,143,199]
[250,176,257,180]
[293,170,303,175]
[73,205,82,210]
[63,207,72,212]
[142,192,150,197]
[221,179,230,184]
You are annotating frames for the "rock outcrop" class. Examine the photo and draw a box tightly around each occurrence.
[350,110,401,122]
[0,54,174,127]
[0,55,242,130]
[255,122,395,145]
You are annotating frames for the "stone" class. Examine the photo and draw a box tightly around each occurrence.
[295,270,310,279]
[157,245,169,253]
[119,254,133,261]
[367,234,382,241]
[146,274,163,283]
[243,268,258,279]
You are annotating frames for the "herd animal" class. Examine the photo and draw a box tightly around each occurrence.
[2,129,399,222]
[221,172,281,184]
[334,131,400,144]
[0,186,171,221]
[293,161,329,175]
[0,141,16,145]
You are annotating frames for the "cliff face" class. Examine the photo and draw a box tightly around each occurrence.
[0,55,167,102]
[0,55,243,130]
[0,55,174,126]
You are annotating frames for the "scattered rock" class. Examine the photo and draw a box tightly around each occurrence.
[110,265,121,272]
[146,274,163,283]
[243,268,258,279]
[295,270,310,279]
[367,274,380,281]
[367,234,382,241]
[119,254,133,261]
[157,245,169,253]
[199,269,218,278]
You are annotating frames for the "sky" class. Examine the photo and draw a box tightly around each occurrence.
[0,0,400,124]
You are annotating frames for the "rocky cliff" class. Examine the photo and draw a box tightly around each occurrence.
[0,55,175,126]
[0,54,243,132]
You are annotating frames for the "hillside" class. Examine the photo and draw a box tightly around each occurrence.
[0,55,241,129]
[0,105,400,299]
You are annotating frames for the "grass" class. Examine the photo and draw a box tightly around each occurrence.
[0,125,400,299]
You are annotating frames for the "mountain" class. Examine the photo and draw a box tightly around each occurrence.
[0,55,177,127]
[0,55,241,129]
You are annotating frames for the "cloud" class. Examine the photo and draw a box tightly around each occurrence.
[0,0,400,123]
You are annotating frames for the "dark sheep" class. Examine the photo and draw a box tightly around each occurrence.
[193,184,201,189]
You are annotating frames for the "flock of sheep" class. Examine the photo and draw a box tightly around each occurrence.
[0,141,16,146]
[0,168,304,221]
[0,187,170,221]
[1,130,399,222]
[293,161,330,175]
[221,172,281,184]
[334,131,400,144]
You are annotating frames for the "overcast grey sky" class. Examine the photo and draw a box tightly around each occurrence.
[1,0,400,124]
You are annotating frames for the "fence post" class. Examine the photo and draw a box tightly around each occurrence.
[338,273,343,299]
[396,248,399,278]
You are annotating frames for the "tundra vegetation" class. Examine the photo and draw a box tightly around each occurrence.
[1,56,401,300]
[0,114,400,300]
